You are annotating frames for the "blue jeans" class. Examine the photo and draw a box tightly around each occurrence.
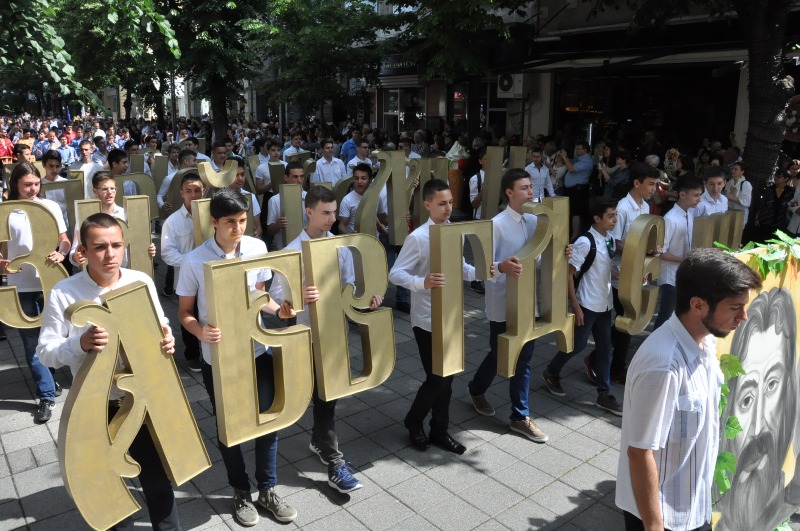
[18,292,56,401]
[653,283,675,331]
[469,320,535,421]
[201,354,278,491]
[380,233,409,304]
[547,307,612,396]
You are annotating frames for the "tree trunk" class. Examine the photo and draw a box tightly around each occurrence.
[154,74,167,133]
[734,0,794,240]
[208,74,229,142]
[123,88,133,124]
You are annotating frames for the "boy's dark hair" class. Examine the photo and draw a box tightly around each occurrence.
[423,178,450,201]
[92,171,114,188]
[123,139,137,152]
[352,163,372,178]
[107,148,127,167]
[41,149,62,166]
[320,138,334,149]
[210,188,249,219]
[168,143,181,153]
[617,150,632,164]
[734,161,746,173]
[629,161,659,187]
[675,248,761,315]
[703,166,725,181]
[500,168,529,194]
[676,176,703,194]
[79,139,94,149]
[178,149,196,165]
[305,185,336,209]
[14,143,31,155]
[576,141,590,151]
[589,197,616,220]
[180,172,202,188]
[285,161,304,175]
[80,213,122,248]
[212,140,227,151]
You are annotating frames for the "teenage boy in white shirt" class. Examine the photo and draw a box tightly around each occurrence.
[70,139,104,199]
[37,213,181,530]
[390,179,477,454]
[693,166,728,217]
[346,140,374,175]
[653,176,703,331]
[228,160,262,238]
[266,162,307,250]
[177,189,297,527]
[272,185,381,494]
[542,197,622,416]
[338,164,388,236]
[311,139,346,186]
[160,172,204,372]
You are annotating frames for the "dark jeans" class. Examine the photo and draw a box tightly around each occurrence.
[623,511,710,531]
[653,283,675,331]
[201,354,278,491]
[547,307,612,396]
[311,380,343,468]
[380,233,409,304]
[608,287,630,374]
[108,402,181,531]
[180,299,200,362]
[17,292,56,401]
[469,320,536,421]
[405,327,453,434]
[164,265,174,291]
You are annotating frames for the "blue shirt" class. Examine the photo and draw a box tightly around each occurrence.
[56,145,77,165]
[565,153,593,188]
[339,138,358,163]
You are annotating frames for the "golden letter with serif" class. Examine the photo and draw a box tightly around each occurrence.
[616,215,664,335]
[204,251,313,447]
[60,281,210,531]
[303,234,395,401]
[430,221,492,376]
[499,198,574,376]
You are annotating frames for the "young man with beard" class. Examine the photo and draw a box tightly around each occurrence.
[616,248,761,531]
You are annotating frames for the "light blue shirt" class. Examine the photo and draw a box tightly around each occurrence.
[565,153,593,188]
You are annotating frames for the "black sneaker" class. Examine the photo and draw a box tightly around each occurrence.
[395,302,410,314]
[35,400,55,423]
[596,394,623,416]
[54,382,62,397]
[542,370,565,397]
[470,280,485,294]
[186,358,202,373]
[162,286,174,298]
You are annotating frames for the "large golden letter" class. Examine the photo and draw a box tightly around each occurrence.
[204,252,314,447]
[508,146,527,170]
[480,146,504,220]
[364,151,417,244]
[0,201,69,327]
[430,221,492,376]
[196,160,237,190]
[302,234,395,401]
[499,198,574,376]
[692,210,744,250]
[60,281,210,530]
[616,215,664,335]
[115,173,158,220]
[279,183,304,246]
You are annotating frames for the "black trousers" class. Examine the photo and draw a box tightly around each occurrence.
[108,402,181,531]
[405,327,453,433]
[623,511,710,531]
[609,287,631,373]
[180,299,200,362]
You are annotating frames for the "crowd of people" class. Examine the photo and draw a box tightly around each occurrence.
[0,111,792,531]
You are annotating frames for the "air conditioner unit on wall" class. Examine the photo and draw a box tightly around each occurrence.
[497,74,523,99]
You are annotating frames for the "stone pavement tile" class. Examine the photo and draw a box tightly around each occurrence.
[190,460,231,495]
[361,454,421,489]
[588,447,620,476]
[0,476,16,502]
[568,500,625,531]
[424,459,490,495]
[280,485,349,528]
[18,481,74,523]
[491,460,556,497]
[196,415,219,441]
[458,442,518,476]
[333,395,372,419]
[344,405,396,436]
[489,427,547,460]
[190,399,212,422]
[381,373,423,398]
[528,446,583,478]
[576,417,622,448]
[28,508,89,530]
[356,386,402,407]
[495,498,560,531]
[544,404,597,431]
[1,423,52,453]
[278,431,315,465]
[549,431,607,462]
[554,524,582,531]
[0,410,43,435]
[0,367,26,386]
[276,463,315,497]
[30,441,58,466]
[346,491,415,530]
[387,472,456,513]
[597,489,618,509]
[178,495,233,530]
[448,399,482,426]
[174,479,202,505]
[0,455,9,479]
[386,514,440,531]
[558,463,616,499]
[458,414,506,443]
[12,461,62,499]
[457,476,524,517]
[395,444,457,473]
[368,423,414,454]
[342,435,393,469]
[303,507,368,531]
[7,448,37,475]
[0,500,28,530]
[531,480,596,520]
[331,417,362,445]
[528,393,567,416]
[420,495,490,531]
[377,396,414,423]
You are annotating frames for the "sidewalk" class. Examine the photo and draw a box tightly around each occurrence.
[0,257,785,530]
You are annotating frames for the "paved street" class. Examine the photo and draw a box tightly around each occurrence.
[0,250,793,530]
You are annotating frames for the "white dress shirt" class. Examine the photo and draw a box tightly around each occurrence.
[525,162,555,201]
[570,227,613,313]
[7,198,68,292]
[389,219,476,331]
[266,190,307,250]
[161,204,195,289]
[311,157,347,186]
[469,171,483,220]
[70,160,104,199]
[724,176,752,224]
[610,193,650,289]
[660,205,693,287]
[693,191,728,217]
[346,156,374,175]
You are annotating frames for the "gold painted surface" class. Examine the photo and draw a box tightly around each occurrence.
[191,199,214,247]
[303,159,316,188]
[507,146,527,170]
[411,159,435,228]
[41,179,83,232]
[279,184,304,246]
[286,150,311,165]
[204,251,314,447]
[268,163,286,193]
[693,211,745,250]
[0,200,69,328]
[302,234,395,401]
[162,168,198,220]
[499,198,574,376]
[480,146,504,220]
[196,160,236,190]
[128,154,146,174]
[616,214,664,335]
[152,155,169,192]
[355,155,390,236]
[333,177,353,208]
[429,221,492,376]
[364,151,417,244]
[115,173,158,219]
[59,281,210,531]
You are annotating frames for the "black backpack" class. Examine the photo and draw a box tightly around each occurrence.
[573,232,596,290]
